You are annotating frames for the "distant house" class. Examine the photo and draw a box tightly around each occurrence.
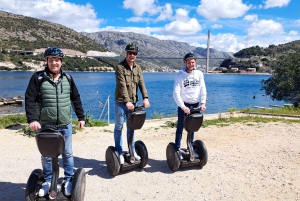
[230,67,239,72]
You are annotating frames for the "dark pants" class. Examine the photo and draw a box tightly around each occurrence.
[175,102,199,149]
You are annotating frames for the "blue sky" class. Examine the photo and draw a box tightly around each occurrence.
[1,0,300,53]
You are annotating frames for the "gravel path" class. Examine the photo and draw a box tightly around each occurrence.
[0,113,299,201]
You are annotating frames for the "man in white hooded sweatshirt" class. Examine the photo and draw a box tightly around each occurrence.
[173,52,207,155]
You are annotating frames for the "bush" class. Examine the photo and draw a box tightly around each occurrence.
[0,114,27,129]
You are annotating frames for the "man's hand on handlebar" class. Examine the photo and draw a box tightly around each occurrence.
[200,103,206,111]
[182,106,191,114]
[126,102,135,110]
[29,121,41,131]
[142,98,150,108]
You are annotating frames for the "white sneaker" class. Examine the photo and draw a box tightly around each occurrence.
[64,181,72,196]
[177,150,183,160]
[133,150,141,160]
[38,182,51,197]
[193,150,199,158]
[119,153,124,164]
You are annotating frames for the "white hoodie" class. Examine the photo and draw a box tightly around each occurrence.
[173,66,207,109]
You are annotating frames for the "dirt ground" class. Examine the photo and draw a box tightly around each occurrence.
[0,113,299,201]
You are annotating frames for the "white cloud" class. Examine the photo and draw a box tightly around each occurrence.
[288,30,298,36]
[197,0,250,21]
[164,8,201,35]
[264,0,291,9]
[294,19,300,25]
[210,33,245,53]
[246,20,284,39]
[123,0,158,16]
[155,3,173,22]
[243,14,258,22]
[0,0,103,32]
[211,24,223,29]
[123,0,173,22]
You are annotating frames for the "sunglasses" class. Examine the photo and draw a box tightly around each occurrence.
[127,51,137,56]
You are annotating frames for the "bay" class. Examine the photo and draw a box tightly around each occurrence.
[0,71,287,122]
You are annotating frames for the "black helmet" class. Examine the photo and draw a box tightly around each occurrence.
[44,47,65,59]
[125,42,139,52]
[183,52,196,62]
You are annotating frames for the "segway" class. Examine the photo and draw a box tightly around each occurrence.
[25,125,86,201]
[105,105,148,176]
[166,107,208,171]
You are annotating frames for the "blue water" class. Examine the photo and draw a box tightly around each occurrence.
[0,71,287,122]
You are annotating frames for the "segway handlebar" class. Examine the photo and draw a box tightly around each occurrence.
[189,107,202,114]
[36,124,68,133]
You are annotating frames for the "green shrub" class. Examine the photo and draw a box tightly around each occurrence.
[0,114,27,129]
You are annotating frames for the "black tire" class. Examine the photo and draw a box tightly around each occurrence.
[194,140,208,167]
[166,143,180,171]
[25,169,43,201]
[71,168,86,201]
[105,146,120,176]
[135,140,148,168]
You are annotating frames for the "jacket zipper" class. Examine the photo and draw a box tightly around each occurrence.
[55,83,59,125]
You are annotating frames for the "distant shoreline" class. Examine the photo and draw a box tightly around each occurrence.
[0,70,271,75]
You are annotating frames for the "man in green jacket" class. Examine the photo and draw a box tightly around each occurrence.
[25,47,85,197]
[114,42,150,164]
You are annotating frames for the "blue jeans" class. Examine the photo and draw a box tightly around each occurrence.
[42,123,74,182]
[114,101,135,154]
[175,102,199,149]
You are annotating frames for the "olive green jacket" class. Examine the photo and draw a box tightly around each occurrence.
[115,59,148,103]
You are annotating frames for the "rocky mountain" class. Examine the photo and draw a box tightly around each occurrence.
[81,31,233,59]
[0,10,107,53]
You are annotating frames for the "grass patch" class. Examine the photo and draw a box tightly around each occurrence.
[161,112,300,129]
[0,110,108,137]
[161,120,177,128]
[0,114,27,129]
[240,105,300,116]
[82,110,108,127]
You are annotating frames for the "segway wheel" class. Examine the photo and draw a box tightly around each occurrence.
[25,169,43,201]
[166,143,180,171]
[71,168,86,201]
[105,146,120,176]
[194,140,208,167]
[135,140,148,168]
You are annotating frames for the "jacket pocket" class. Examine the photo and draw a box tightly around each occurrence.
[58,105,71,124]
[124,71,132,85]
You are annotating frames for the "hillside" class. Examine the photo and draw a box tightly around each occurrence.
[233,41,300,58]
[0,11,107,53]
[218,40,300,73]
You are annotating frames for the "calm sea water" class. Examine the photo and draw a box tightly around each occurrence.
[0,71,287,122]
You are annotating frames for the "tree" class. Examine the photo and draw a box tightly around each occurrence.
[261,53,300,105]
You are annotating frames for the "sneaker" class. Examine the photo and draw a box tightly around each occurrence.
[133,150,141,160]
[64,181,72,196]
[177,150,183,160]
[119,153,124,164]
[38,182,51,197]
[193,150,199,158]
